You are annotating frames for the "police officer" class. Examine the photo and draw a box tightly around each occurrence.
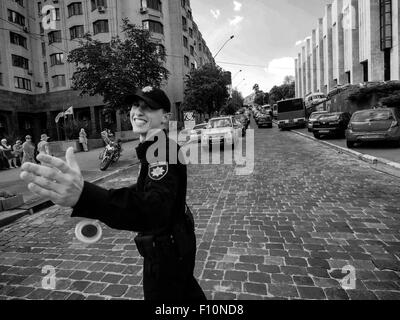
[20,87,206,301]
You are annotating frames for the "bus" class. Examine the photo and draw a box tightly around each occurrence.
[277,98,306,130]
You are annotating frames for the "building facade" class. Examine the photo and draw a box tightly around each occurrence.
[0,0,214,140]
[295,0,400,99]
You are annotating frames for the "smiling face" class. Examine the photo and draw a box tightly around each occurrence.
[130,100,169,137]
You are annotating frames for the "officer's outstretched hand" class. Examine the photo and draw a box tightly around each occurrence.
[20,147,84,208]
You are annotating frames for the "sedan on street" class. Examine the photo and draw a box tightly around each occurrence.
[346,108,400,148]
[312,112,351,139]
[307,111,328,132]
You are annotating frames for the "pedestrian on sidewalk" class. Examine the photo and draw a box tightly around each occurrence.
[0,139,17,169]
[13,140,23,167]
[79,128,89,152]
[20,87,207,302]
[22,135,36,164]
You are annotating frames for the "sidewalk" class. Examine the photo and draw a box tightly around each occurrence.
[0,139,141,227]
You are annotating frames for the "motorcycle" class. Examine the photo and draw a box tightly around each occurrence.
[99,140,122,171]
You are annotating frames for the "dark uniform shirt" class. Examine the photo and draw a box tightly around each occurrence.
[71,133,206,301]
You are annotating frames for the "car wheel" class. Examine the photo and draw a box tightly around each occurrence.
[347,140,355,148]
[313,132,321,139]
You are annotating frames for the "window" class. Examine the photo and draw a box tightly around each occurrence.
[361,60,368,82]
[190,45,194,56]
[182,16,187,30]
[41,42,46,56]
[12,54,29,70]
[0,73,3,86]
[46,82,50,92]
[187,10,192,20]
[40,22,44,34]
[48,30,62,44]
[70,25,84,39]
[93,20,109,34]
[144,0,162,12]
[191,63,195,70]
[198,42,202,51]
[380,0,392,50]
[189,28,193,38]
[14,77,31,91]
[52,75,66,88]
[38,2,42,15]
[43,62,48,74]
[143,20,163,34]
[50,53,64,66]
[55,8,60,21]
[181,0,186,8]
[14,0,24,7]
[10,32,27,49]
[8,10,25,26]
[183,36,188,48]
[68,2,83,17]
[184,55,189,67]
[91,0,107,11]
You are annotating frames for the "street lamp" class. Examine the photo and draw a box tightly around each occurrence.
[213,35,235,59]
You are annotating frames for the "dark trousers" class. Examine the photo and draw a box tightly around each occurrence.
[142,232,206,301]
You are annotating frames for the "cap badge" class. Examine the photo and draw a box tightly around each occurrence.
[142,86,154,93]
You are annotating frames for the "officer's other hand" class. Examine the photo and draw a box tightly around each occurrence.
[20,147,84,208]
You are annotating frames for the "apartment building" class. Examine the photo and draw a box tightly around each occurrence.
[295,0,400,99]
[0,0,214,140]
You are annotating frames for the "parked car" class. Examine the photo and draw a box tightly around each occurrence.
[201,116,241,149]
[313,112,351,139]
[257,113,273,128]
[307,111,328,132]
[346,107,400,148]
[190,123,208,142]
[178,128,194,145]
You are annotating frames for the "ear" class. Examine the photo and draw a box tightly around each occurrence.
[161,112,171,124]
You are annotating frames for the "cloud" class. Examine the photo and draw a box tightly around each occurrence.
[210,9,220,19]
[233,1,242,11]
[266,57,295,76]
[229,16,244,26]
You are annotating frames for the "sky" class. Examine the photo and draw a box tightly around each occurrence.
[190,0,332,98]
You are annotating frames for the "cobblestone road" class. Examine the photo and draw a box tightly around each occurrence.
[1,122,400,300]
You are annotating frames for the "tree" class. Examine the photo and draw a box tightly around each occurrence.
[221,89,244,115]
[183,63,230,116]
[254,92,265,106]
[269,77,295,104]
[283,75,295,85]
[67,18,169,110]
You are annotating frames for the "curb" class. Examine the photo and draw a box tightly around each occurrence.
[0,161,141,229]
[290,128,400,179]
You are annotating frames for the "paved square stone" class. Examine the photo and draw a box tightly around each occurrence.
[101,274,124,284]
[84,282,108,294]
[258,265,281,274]
[347,290,378,300]
[324,288,349,300]
[268,284,299,298]
[297,286,326,300]
[271,274,294,285]
[248,272,271,284]
[285,257,308,267]
[374,291,400,300]
[203,270,224,281]
[101,284,128,297]
[69,280,91,292]
[224,271,247,282]
[243,282,267,295]
[293,276,314,286]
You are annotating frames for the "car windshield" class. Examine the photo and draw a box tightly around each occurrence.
[352,110,393,122]
[207,119,232,129]
[318,113,341,121]
[309,113,327,120]
[194,124,206,130]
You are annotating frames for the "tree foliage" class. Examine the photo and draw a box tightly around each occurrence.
[269,78,295,104]
[221,89,244,115]
[67,18,169,110]
[183,63,230,115]
[347,81,400,108]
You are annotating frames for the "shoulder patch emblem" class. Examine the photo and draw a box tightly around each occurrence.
[148,162,168,181]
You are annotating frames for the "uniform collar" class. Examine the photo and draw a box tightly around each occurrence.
[136,129,169,162]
